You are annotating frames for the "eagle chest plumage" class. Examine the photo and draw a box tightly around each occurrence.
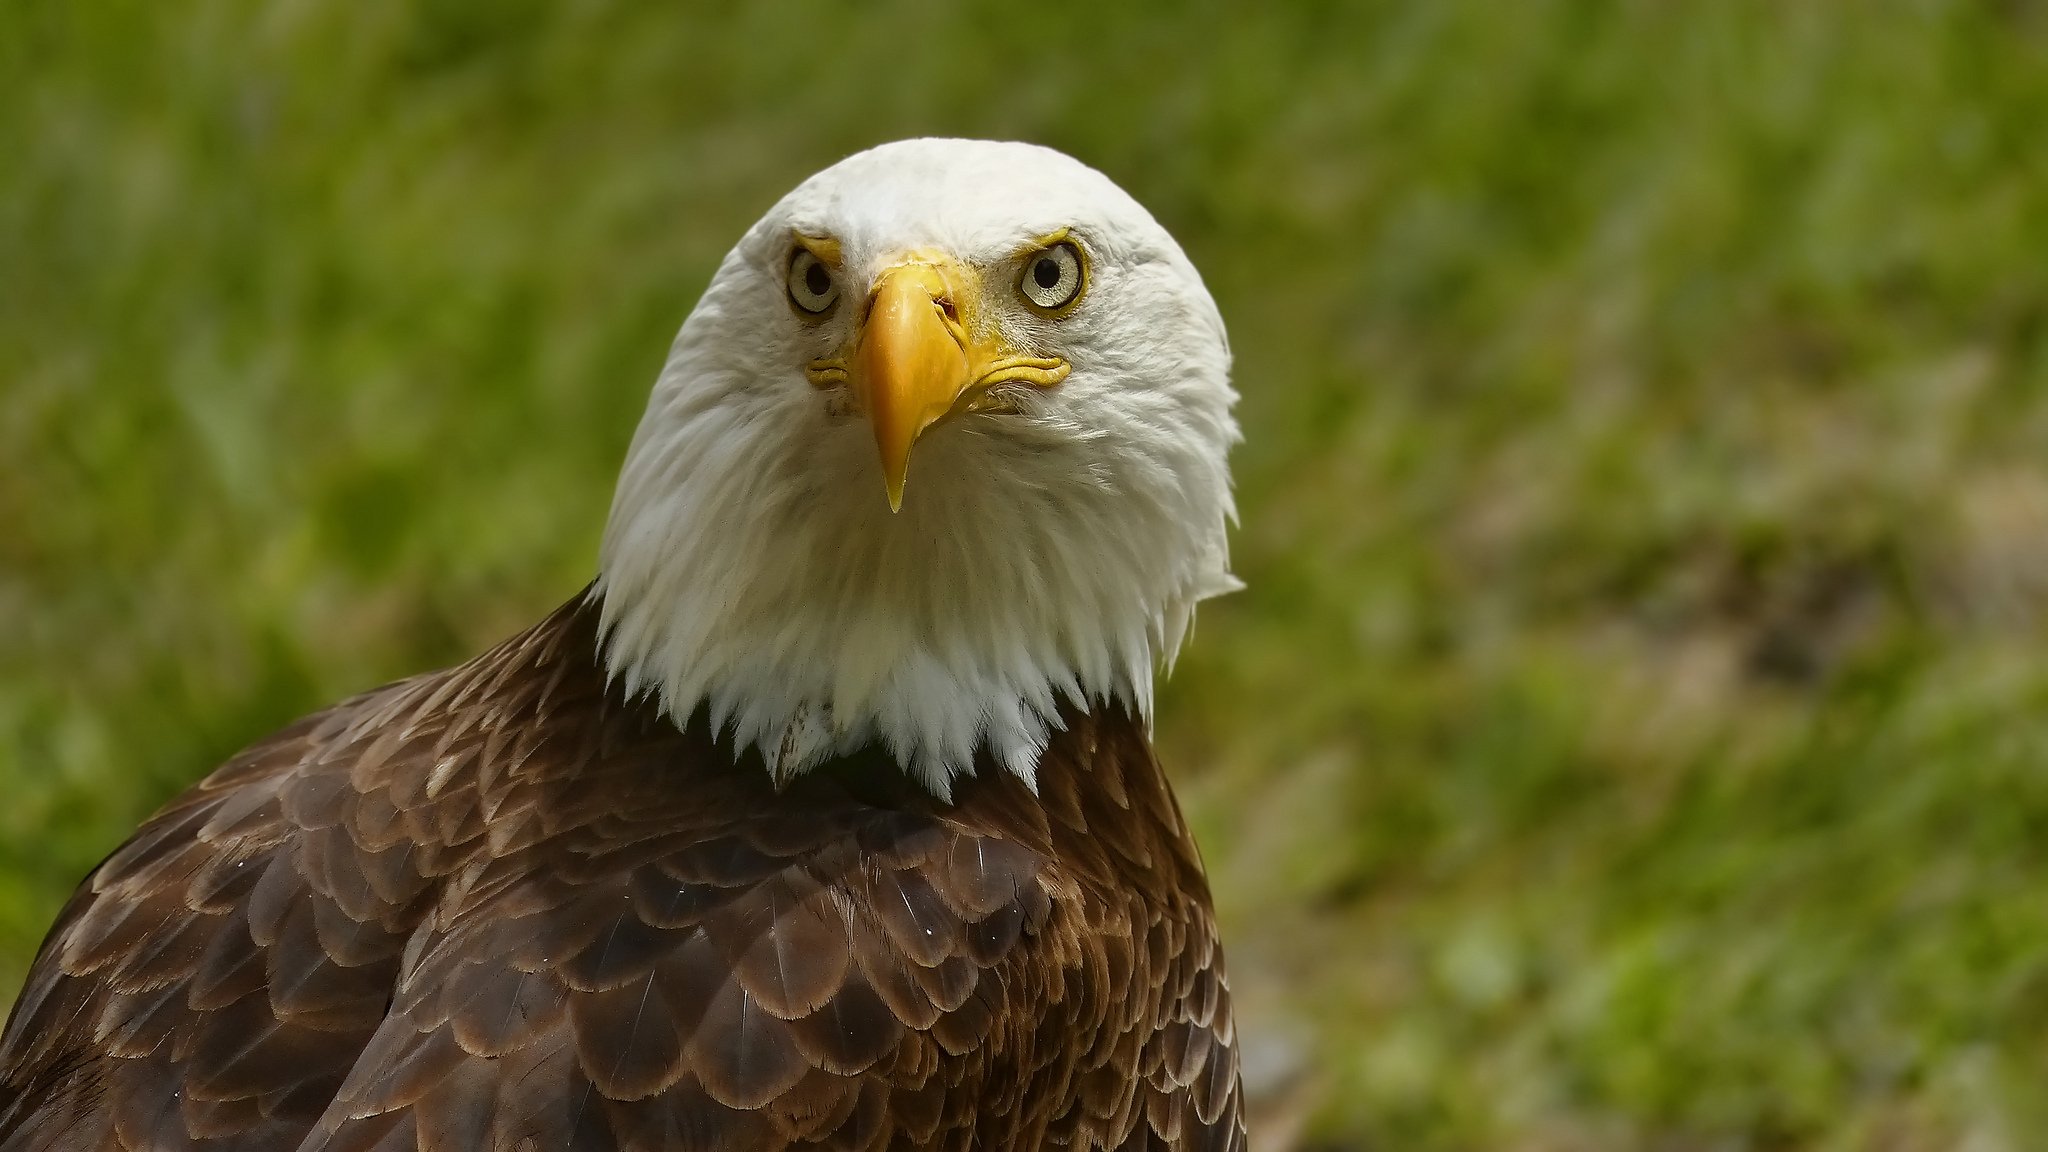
[0,596,1245,1151]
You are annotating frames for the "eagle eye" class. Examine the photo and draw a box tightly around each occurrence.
[787,248,839,315]
[1019,241,1084,311]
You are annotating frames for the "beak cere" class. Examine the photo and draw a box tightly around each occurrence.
[856,260,972,512]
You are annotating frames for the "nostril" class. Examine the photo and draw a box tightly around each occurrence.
[935,296,959,323]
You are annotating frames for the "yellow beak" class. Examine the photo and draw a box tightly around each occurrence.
[857,258,971,512]
[839,251,1073,511]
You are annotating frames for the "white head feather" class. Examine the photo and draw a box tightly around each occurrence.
[596,138,1239,797]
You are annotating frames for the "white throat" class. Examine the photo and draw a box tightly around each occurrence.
[592,139,1239,798]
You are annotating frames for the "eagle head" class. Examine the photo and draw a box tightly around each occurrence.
[596,139,1239,797]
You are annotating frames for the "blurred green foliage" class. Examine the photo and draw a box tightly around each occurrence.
[7,1,2048,1147]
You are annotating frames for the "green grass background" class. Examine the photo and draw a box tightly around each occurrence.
[7,2,2048,1147]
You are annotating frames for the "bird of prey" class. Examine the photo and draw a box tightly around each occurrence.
[0,138,1246,1151]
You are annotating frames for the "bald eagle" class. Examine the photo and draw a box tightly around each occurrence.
[0,139,1246,1151]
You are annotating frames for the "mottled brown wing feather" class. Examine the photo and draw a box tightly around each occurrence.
[0,594,1244,1151]
[0,685,436,1150]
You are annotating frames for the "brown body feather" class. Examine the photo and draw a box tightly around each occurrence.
[0,593,1244,1151]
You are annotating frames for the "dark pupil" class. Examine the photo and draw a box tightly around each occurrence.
[804,262,831,297]
[1033,257,1062,290]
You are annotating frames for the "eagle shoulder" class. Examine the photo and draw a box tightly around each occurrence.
[0,671,450,1148]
